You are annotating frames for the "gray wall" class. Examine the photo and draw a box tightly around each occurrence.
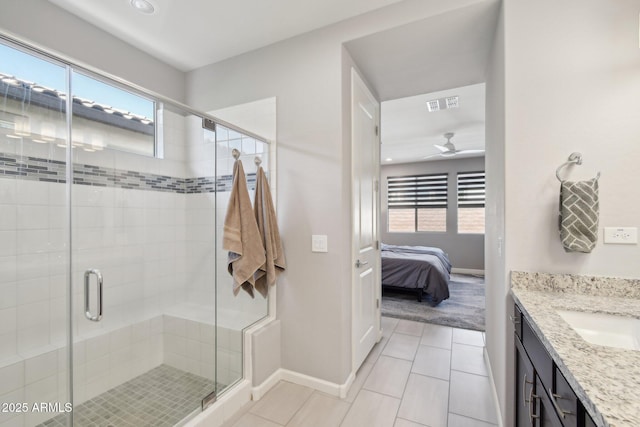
[187,0,486,386]
[0,0,186,103]
[189,27,352,385]
[381,157,485,270]
[488,1,640,425]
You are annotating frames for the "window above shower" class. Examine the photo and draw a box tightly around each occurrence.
[71,71,158,156]
[0,42,159,157]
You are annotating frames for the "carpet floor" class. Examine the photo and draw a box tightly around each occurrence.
[381,273,486,331]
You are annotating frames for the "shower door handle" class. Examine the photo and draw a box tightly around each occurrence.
[84,269,103,322]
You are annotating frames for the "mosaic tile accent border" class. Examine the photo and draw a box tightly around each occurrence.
[74,164,187,193]
[36,364,222,427]
[184,174,257,193]
[0,152,257,193]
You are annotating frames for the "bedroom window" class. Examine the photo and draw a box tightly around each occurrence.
[457,171,485,234]
[387,173,448,232]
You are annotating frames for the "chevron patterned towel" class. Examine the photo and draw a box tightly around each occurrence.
[559,178,599,253]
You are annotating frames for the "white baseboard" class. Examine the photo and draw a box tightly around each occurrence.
[252,368,356,400]
[484,347,504,427]
[452,268,485,276]
[251,368,283,400]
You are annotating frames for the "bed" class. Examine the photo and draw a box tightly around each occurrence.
[381,243,451,305]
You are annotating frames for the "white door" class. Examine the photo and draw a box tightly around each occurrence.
[351,68,381,371]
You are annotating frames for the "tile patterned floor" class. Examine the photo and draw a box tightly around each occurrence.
[222,317,499,427]
[37,365,219,427]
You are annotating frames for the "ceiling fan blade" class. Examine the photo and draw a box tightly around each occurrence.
[456,149,485,154]
[423,153,443,159]
[434,144,449,153]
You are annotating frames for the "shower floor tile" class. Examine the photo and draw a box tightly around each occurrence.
[37,365,223,427]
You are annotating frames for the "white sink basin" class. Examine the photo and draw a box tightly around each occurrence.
[556,309,640,351]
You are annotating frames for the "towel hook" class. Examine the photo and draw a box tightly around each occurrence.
[555,152,600,182]
[232,148,241,160]
[254,156,262,167]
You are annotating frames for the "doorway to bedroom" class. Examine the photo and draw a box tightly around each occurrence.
[343,1,498,333]
[377,84,486,332]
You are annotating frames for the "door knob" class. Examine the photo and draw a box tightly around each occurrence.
[355,259,369,268]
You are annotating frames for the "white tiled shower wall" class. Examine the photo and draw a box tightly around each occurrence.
[0,111,269,426]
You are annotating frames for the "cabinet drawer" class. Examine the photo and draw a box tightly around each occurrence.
[553,367,578,426]
[522,315,553,391]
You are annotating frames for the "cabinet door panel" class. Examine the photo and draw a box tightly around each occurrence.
[584,411,597,427]
[554,367,578,426]
[523,316,553,391]
[535,376,563,427]
[516,336,536,427]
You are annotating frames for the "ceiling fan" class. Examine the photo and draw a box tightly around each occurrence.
[424,132,485,159]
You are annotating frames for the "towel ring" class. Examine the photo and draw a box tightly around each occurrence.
[556,152,600,182]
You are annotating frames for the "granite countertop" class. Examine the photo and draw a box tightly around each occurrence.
[511,271,640,427]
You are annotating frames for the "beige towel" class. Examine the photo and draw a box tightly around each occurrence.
[253,166,286,298]
[223,160,266,297]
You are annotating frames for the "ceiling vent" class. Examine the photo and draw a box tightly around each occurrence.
[426,99,440,112]
[426,95,459,112]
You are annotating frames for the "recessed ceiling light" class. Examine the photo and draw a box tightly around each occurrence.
[385,158,393,162]
[130,0,155,14]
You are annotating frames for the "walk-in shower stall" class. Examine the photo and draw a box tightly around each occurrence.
[0,37,269,427]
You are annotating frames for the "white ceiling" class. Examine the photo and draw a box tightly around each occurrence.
[47,0,404,71]
[380,83,486,165]
[344,1,499,102]
[46,0,498,165]
[343,1,498,165]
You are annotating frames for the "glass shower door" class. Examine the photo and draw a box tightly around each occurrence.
[0,40,72,427]
[67,80,217,425]
[1,36,227,427]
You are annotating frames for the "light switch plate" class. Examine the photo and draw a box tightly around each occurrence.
[603,227,638,244]
[311,235,328,252]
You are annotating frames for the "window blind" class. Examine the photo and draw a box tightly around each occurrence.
[387,173,448,209]
[457,171,485,208]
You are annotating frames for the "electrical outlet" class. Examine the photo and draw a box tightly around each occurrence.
[603,227,638,244]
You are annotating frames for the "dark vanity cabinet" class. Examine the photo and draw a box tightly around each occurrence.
[513,303,598,427]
